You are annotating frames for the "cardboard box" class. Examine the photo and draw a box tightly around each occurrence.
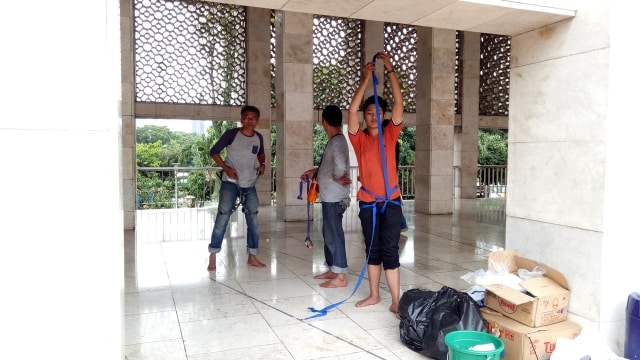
[483,250,571,327]
[482,308,581,360]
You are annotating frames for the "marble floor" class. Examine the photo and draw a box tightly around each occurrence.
[124,198,506,360]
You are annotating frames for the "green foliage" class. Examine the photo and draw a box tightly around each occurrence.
[313,123,329,166]
[270,123,276,167]
[136,120,240,209]
[136,125,172,144]
[183,170,215,203]
[179,123,235,168]
[158,141,183,166]
[478,129,508,165]
[136,171,174,209]
[136,142,163,167]
[398,126,415,166]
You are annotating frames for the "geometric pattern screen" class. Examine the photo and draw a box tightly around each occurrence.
[383,23,418,113]
[479,33,511,116]
[134,0,246,105]
[455,31,462,114]
[312,15,363,110]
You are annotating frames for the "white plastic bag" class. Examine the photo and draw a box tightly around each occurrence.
[460,268,525,292]
[518,265,546,280]
[550,330,626,360]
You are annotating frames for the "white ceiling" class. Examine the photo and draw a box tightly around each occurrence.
[210,0,576,35]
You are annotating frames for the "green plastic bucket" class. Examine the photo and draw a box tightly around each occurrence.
[444,330,504,360]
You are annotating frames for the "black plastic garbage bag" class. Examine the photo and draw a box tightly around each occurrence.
[398,286,487,360]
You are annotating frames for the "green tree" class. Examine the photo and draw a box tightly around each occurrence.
[478,129,508,165]
[136,142,163,167]
[136,125,172,144]
[180,121,237,167]
[313,123,329,166]
[270,123,276,167]
[157,141,183,166]
[178,121,237,205]
[398,126,415,166]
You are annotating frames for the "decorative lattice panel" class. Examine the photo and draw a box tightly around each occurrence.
[479,34,511,116]
[455,31,462,114]
[270,10,276,108]
[134,0,246,105]
[383,23,417,113]
[312,15,362,109]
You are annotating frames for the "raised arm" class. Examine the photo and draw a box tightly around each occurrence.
[378,52,404,123]
[347,61,375,135]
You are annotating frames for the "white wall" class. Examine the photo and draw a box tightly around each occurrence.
[0,0,124,358]
[507,1,640,354]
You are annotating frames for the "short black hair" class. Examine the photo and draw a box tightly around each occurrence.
[322,105,342,127]
[241,105,260,118]
[362,95,388,114]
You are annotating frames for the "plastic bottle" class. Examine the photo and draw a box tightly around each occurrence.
[307,178,318,203]
[625,292,640,359]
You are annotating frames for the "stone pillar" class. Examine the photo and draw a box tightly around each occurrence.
[274,11,314,221]
[459,32,480,199]
[414,28,456,214]
[246,8,273,205]
[363,21,385,101]
[343,21,384,175]
[121,0,136,230]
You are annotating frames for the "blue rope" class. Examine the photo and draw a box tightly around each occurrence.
[303,54,399,320]
[297,178,313,249]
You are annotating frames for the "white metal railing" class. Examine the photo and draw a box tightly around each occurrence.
[477,165,507,198]
[136,165,416,209]
[136,165,508,206]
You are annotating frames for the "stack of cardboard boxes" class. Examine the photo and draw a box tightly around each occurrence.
[480,250,581,360]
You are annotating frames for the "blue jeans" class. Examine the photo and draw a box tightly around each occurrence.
[209,181,260,255]
[321,201,348,274]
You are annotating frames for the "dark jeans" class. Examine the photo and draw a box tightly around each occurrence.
[358,198,402,270]
[321,201,348,273]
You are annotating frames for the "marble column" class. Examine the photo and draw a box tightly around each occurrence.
[363,21,385,101]
[459,32,480,199]
[246,8,273,205]
[274,11,314,221]
[121,0,136,230]
[414,28,456,215]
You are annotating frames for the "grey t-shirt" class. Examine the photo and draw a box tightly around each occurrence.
[210,128,264,188]
[317,133,350,202]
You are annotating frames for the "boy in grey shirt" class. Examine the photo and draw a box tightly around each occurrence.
[208,105,266,271]
[301,105,352,287]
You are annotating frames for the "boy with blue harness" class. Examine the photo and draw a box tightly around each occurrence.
[347,52,404,315]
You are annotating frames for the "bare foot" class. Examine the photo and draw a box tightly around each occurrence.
[319,276,347,288]
[314,270,336,280]
[355,295,381,307]
[247,254,266,268]
[207,253,216,271]
[389,302,399,313]
[390,303,400,319]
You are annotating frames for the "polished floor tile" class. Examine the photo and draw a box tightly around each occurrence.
[125,198,505,359]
